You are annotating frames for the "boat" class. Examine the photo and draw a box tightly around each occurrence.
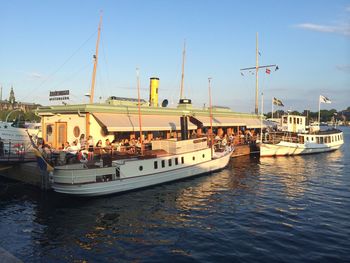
[0,113,40,163]
[51,119,233,196]
[260,114,344,157]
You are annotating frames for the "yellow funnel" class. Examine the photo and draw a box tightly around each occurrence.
[149,77,159,107]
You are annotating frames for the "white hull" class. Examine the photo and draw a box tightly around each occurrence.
[260,141,343,157]
[0,121,39,151]
[52,149,232,196]
[53,153,231,196]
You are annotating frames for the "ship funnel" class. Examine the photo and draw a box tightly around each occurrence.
[149,77,159,107]
[180,115,189,140]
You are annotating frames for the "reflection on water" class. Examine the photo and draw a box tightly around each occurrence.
[0,128,349,262]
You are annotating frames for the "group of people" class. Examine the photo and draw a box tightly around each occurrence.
[36,128,259,164]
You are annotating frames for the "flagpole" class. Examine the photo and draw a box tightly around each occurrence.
[318,95,321,125]
[260,92,264,143]
[271,97,274,119]
[255,32,259,115]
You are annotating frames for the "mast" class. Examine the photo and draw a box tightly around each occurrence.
[260,92,264,143]
[240,33,278,115]
[137,68,143,155]
[89,12,103,104]
[255,32,259,114]
[208,77,213,158]
[318,95,321,125]
[179,40,186,100]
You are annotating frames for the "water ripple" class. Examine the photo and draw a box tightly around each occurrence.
[1,127,350,262]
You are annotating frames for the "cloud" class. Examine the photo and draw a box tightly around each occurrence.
[295,23,350,36]
[336,64,350,73]
[27,72,43,79]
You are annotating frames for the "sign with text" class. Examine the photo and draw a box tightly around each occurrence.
[49,90,70,101]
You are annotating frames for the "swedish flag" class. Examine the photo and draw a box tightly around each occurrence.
[33,149,54,172]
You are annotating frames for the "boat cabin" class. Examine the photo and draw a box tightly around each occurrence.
[281,115,306,133]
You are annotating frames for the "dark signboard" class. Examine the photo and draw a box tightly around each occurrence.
[49,90,70,97]
[49,90,70,101]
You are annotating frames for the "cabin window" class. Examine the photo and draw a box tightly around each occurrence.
[202,154,205,158]
[293,117,296,124]
[175,158,178,165]
[139,166,143,171]
[46,125,53,135]
[289,117,292,123]
[297,118,299,124]
[168,159,172,166]
[192,156,195,161]
[161,160,165,168]
[320,137,323,144]
[300,118,303,125]
[328,136,331,143]
[306,137,309,141]
[181,157,184,164]
[283,117,287,124]
[316,137,320,144]
[332,136,334,142]
[154,161,158,169]
[311,137,314,141]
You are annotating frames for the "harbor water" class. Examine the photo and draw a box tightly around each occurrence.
[0,127,349,262]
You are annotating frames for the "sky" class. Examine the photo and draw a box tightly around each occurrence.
[1,0,349,113]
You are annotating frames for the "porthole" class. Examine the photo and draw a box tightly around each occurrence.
[202,154,205,158]
[139,166,143,171]
[192,156,195,161]
[73,126,80,138]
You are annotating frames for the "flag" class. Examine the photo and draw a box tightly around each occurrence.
[266,68,271,74]
[258,51,261,56]
[240,72,244,76]
[26,131,54,172]
[273,97,284,106]
[33,148,54,172]
[275,65,279,71]
[320,95,331,104]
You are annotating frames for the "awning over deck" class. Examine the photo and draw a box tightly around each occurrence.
[194,116,264,128]
[92,113,197,132]
[92,113,266,132]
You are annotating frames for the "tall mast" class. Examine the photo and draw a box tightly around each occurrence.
[137,68,143,155]
[179,40,186,100]
[240,33,278,115]
[255,32,259,114]
[208,77,213,158]
[89,12,103,104]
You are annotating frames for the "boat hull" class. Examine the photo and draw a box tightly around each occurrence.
[52,150,232,196]
[260,141,343,157]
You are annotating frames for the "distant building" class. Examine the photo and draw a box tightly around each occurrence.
[0,86,41,112]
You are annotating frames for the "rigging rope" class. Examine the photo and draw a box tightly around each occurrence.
[21,30,98,101]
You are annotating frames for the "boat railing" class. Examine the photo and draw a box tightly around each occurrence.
[263,132,300,144]
[0,140,36,163]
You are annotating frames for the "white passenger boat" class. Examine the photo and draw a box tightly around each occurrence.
[0,119,40,163]
[260,115,344,157]
[52,137,232,196]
